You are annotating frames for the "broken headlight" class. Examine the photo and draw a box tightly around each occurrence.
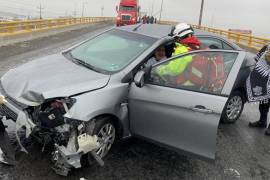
[36,97,76,128]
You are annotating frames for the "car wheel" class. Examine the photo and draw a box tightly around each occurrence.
[92,118,116,158]
[81,117,116,166]
[221,91,245,124]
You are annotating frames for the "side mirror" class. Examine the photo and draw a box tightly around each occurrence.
[134,70,145,88]
[116,5,119,12]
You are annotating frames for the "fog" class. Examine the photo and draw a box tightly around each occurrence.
[0,0,269,37]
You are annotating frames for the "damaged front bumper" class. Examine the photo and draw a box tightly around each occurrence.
[0,96,104,176]
[52,129,103,176]
[0,117,15,165]
[0,95,36,153]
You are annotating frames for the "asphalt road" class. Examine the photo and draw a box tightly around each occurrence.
[0,23,270,180]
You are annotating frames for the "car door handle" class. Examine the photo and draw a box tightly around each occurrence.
[191,105,214,114]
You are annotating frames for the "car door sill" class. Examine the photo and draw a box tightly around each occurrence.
[131,133,215,163]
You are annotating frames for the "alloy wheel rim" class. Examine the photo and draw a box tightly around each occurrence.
[226,96,243,120]
[96,123,115,158]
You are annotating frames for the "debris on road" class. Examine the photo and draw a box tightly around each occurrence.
[78,134,99,154]
[224,168,241,178]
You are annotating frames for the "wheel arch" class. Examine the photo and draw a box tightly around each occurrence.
[91,114,124,139]
[232,86,247,102]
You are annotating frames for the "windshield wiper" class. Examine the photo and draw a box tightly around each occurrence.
[67,52,100,72]
[75,58,96,70]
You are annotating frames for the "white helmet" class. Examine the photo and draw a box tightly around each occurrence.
[173,23,194,38]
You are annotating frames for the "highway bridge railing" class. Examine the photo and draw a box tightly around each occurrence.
[1,17,268,51]
[0,17,114,37]
[160,20,269,51]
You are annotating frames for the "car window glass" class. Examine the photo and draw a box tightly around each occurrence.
[120,6,136,11]
[88,35,129,52]
[198,37,223,49]
[70,30,156,73]
[148,51,239,95]
[223,42,234,50]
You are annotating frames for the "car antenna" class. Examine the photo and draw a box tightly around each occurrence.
[133,23,143,31]
[168,25,176,36]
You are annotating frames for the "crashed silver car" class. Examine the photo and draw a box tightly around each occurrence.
[0,24,254,175]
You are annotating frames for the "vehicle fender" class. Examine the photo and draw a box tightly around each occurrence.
[64,83,129,132]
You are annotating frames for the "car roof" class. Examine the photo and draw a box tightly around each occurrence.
[116,24,218,39]
[116,24,242,50]
[116,24,172,39]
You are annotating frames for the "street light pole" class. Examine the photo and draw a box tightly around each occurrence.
[101,6,104,17]
[151,0,154,16]
[81,2,87,17]
[159,0,164,22]
[37,3,44,19]
[198,0,205,27]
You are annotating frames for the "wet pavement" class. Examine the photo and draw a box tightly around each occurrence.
[0,23,270,180]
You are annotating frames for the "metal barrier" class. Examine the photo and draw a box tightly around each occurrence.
[1,17,268,50]
[192,25,269,50]
[0,17,114,37]
[160,20,269,50]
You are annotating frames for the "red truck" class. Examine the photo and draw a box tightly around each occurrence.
[116,0,140,26]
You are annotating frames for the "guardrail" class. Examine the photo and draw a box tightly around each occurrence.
[1,17,268,51]
[160,20,269,51]
[0,17,114,37]
[192,25,269,51]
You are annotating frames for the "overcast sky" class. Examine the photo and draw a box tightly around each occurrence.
[0,0,269,38]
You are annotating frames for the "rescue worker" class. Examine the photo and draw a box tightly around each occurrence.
[248,44,270,135]
[173,23,201,52]
[157,23,201,86]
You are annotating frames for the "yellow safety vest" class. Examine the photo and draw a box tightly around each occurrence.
[158,43,193,76]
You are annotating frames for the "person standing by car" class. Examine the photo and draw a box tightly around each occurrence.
[247,43,270,135]
[173,23,201,54]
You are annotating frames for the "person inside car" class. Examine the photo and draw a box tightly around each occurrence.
[146,46,167,67]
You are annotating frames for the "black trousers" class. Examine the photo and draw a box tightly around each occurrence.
[0,116,5,133]
[259,102,270,124]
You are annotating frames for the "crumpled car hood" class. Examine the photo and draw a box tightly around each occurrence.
[1,53,110,106]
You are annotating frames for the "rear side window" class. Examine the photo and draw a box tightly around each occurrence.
[223,42,234,50]
[198,37,234,50]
